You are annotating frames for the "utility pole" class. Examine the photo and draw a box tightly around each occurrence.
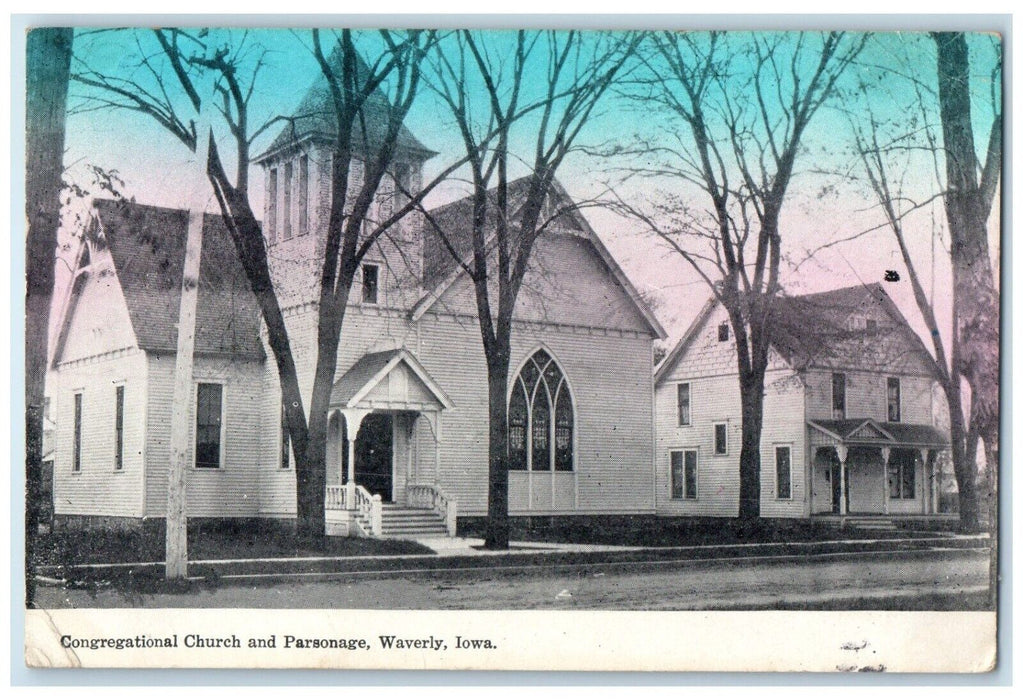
[165,126,211,580]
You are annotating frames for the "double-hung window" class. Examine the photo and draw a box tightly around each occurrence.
[887,377,901,422]
[670,450,698,499]
[677,382,691,426]
[775,445,792,499]
[195,383,224,469]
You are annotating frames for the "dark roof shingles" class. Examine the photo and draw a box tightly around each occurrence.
[95,199,264,359]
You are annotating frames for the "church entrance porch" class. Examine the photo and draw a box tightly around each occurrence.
[321,348,456,538]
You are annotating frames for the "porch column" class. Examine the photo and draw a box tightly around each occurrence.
[340,408,371,509]
[835,445,849,516]
[920,448,933,514]
[930,451,940,515]
[880,447,891,516]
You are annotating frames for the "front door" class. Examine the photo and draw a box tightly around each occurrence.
[355,413,394,502]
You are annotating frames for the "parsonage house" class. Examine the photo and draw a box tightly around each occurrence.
[47,61,668,536]
[653,284,951,522]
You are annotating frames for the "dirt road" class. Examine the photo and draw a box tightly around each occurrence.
[36,546,990,610]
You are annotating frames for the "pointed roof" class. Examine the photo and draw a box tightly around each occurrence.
[79,199,264,360]
[330,348,453,410]
[808,418,947,448]
[655,283,936,384]
[412,177,667,339]
[256,47,435,164]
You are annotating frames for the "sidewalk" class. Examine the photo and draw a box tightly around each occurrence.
[35,532,989,585]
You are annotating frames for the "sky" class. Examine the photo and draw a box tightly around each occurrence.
[59,27,1003,351]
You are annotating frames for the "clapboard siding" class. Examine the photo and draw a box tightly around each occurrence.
[432,233,652,334]
[417,314,656,515]
[52,351,147,517]
[144,354,265,518]
[57,248,139,363]
[803,369,934,424]
[654,369,805,517]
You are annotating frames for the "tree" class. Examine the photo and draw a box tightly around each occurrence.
[72,29,461,536]
[421,30,640,548]
[846,32,1000,533]
[615,31,865,521]
[25,27,73,606]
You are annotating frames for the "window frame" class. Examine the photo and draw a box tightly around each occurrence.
[775,444,792,500]
[676,382,691,427]
[193,381,226,470]
[267,167,278,243]
[361,262,380,306]
[297,154,309,236]
[717,322,730,342]
[72,391,83,473]
[507,349,575,473]
[831,372,846,420]
[888,450,917,500]
[114,383,125,471]
[282,161,293,240]
[670,449,699,500]
[713,422,728,456]
[280,402,291,470]
[886,376,901,423]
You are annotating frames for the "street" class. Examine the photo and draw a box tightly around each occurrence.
[36,546,991,610]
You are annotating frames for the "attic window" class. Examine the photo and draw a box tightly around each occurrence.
[718,323,730,342]
[866,318,878,332]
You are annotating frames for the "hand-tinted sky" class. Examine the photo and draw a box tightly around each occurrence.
[61,27,1002,349]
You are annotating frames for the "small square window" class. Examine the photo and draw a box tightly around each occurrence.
[718,323,730,342]
[714,423,727,455]
[361,264,379,305]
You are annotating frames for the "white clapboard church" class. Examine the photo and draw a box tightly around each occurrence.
[48,60,667,536]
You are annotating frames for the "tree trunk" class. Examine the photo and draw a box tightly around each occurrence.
[25,27,72,607]
[483,344,511,549]
[934,31,1000,535]
[737,371,765,522]
[946,384,979,531]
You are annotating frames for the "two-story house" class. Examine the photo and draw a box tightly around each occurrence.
[48,52,666,535]
[653,284,949,520]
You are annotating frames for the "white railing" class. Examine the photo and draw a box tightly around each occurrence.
[325,485,348,510]
[355,484,382,537]
[407,483,457,537]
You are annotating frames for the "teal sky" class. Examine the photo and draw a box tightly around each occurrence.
[61,28,1002,349]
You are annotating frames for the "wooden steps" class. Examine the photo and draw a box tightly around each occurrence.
[357,504,450,538]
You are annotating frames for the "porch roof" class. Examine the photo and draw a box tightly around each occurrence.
[329,348,453,411]
[808,418,948,448]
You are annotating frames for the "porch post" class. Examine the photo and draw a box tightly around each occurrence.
[930,451,940,514]
[341,408,371,509]
[835,445,849,516]
[880,447,891,516]
[920,448,933,514]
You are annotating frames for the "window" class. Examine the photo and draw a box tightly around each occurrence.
[282,162,293,240]
[114,385,124,470]
[195,383,223,469]
[298,155,309,236]
[677,382,691,426]
[775,445,792,499]
[72,392,82,473]
[887,377,901,422]
[507,349,574,472]
[888,450,916,499]
[832,373,846,420]
[361,264,379,305]
[280,402,291,470]
[714,423,728,455]
[670,450,698,499]
[267,168,278,243]
[718,323,730,342]
[866,318,878,332]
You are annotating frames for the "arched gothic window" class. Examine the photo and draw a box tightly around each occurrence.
[508,350,574,472]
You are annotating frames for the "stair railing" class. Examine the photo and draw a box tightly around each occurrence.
[355,484,382,537]
[406,483,457,536]
[325,485,347,510]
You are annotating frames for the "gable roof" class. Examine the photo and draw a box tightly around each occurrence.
[78,199,264,360]
[329,348,453,410]
[255,47,435,164]
[808,418,948,448]
[655,283,936,384]
[412,177,667,339]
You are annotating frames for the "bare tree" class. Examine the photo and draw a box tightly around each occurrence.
[25,26,73,607]
[615,31,865,521]
[847,32,1000,533]
[73,29,465,537]
[421,30,640,548]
